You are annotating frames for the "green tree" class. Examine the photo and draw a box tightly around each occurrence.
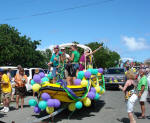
[0,24,46,68]
[86,42,120,68]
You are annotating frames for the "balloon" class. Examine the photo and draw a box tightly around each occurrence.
[39,72,45,78]
[99,89,105,95]
[87,68,92,73]
[41,77,49,82]
[54,99,61,108]
[84,71,91,79]
[74,79,81,85]
[83,98,91,107]
[68,103,76,111]
[47,72,53,79]
[33,74,41,83]
[77,71,84,80]
[31,80,35,86]
[47,99,55,107]
[95,86,100,93]
[92,69,98,75]
[38,101,47,110]
[32,84,41,92]
[46,107,54,114]
[98,68,103,73]
[90,87,96,93]
[75,101,83,109]
[87,91,96,100]
[94,93,100,100]
[41,93,51,101]
[81,80,88,87]
[29,99,37,106]
[34,106,41,113]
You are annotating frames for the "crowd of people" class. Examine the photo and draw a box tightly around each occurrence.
[0,65,28,112]
[119,66,150,123]
[48,44,102,85]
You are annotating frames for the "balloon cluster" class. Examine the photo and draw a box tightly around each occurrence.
[29,92,61,114]
[68,68,105,111]
[31,72,51,92]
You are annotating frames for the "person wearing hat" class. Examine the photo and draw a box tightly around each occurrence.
[0,68,12,113]
[48,45,60,83]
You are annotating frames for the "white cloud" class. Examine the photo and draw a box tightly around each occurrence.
[122,36,149,51]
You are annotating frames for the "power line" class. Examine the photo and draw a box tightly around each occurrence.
[3,0,116,21]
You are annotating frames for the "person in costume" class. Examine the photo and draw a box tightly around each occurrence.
[79,45,102,71]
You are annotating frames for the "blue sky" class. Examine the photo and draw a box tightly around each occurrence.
[0,0,150,62]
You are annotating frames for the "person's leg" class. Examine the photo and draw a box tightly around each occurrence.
[21,96,24,110]
[128,112,136,123]
[16,95,20,109]
[140,101,145,117]
[52,67,57,83]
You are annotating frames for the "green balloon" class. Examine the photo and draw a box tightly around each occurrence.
[29,99,37,106]
[38,101,47,110]
[31,80,35,86]
[41,77,49,82]
[94,93,100,100]
[47,72,53,79]
[77,71,84,79]
[75,101,83,109]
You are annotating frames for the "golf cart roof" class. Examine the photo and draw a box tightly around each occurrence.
[50,43,92,53]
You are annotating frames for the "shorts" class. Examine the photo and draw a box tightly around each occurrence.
[140,90,148,102]
[126,94,138,113]
[15,86,27,97]
[52,67,57,78]
[65,63,79,77]
[2,93,11,99]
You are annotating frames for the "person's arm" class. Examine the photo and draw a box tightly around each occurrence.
[119,80,129,92]
[14,74,19,84]
[138,85,145,98]
[86,46,102,56]
[69,53,74,62]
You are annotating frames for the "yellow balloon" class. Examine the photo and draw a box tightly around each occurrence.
[95,86,100,93]
[68,103,76,111]
[125,71,127,75]
[81,80,88,87]
[83,98,91,107]
[82,77,86,81]
[32,84,41,92]
[46,107,54,114]
[114,80,118,83]
[100,89,105,95]
[97,73,101,76]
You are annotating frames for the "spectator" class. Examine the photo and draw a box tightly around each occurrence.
[119,71,137,123]
[146,68,150,101]
[0,68,12,113]
[14,68,28,110]
[48,45,60,83]
[16,65,22,74]
[137,69,148,119]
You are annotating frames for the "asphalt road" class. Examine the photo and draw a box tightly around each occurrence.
[0,90,150,123]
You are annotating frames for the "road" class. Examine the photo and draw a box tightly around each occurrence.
[0,90,150,123]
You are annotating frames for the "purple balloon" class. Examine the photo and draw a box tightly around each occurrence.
[90,87,96,93]
[98,68,103,73]
[87,91,96,100]
[54,99,61,108]
[39,72,45,78]
[112,77,114,81]
[33,74,41,83]
[47,99,54,107]
[34,106,41,113]
[84,71,91,79]
[41,93,51,101]
[74,79,81,85]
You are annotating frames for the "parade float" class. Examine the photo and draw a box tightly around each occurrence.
[28,43,105,116]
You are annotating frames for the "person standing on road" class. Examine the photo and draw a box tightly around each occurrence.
[14,68,28,110]
[137,69,148,119]
[119,71,137,123]
[0,69,12,113]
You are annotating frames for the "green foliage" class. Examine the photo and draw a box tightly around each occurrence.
[0,24,49,68]
[86,42,120,68]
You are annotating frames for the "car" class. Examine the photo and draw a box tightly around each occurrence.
[0,66,45,92]
[104,67,126,88]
